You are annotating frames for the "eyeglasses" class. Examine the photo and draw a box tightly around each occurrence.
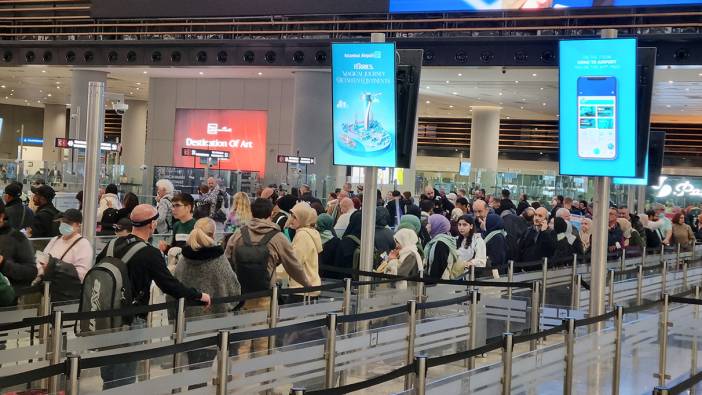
[172,203,185,208]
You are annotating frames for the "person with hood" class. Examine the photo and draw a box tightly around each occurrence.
[2,182,33,231]
[376,228,423,282]
[29,185,60,239]
[456,215,487,272]
[516,194,530,216]
[317,213,340,276]
[552,217,583,263]
[333,211,363,278]
[579,217,593,254]
[374,206,396,254]
[424,214,459,280]
[175,217,240,377]
[98,183,121,222]
[617,217,643,251]
[397,214,425,256]
[481,214,508,275]
[285,202,322,302]
[0,200,36,296]
[273,194,298,240]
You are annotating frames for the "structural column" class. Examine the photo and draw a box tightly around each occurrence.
[291,70,345,194]
[69,70,107,140]
[469,106,501,188]
[42,104,67,163]
[120,99,148,179]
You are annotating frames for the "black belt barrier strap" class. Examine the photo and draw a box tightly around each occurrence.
[574,309,617,328]
[227,317,327,344]
[336,305,408,324]
[306,363,415,395]
[668,370,702,395]
[0,362,66,388]
[0,314,52,332]
[426,341,503,368]
[278,281,346,295]
[14,283,44,297]
[669,296,702,306]
[417,293,472,311]
[512,323,566,345]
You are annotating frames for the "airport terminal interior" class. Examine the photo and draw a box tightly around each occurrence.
[2,1,702,394]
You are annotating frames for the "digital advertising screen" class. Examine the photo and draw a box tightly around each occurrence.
[559,38,637,178]
[172,109,268,174]
[332,42,397,168]
[390,0,702,12]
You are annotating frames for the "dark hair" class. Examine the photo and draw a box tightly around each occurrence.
[329,192,337,200]
[521,193,528,201]
[310,201,325,215]
[0,199,5,218]
[672,212,684,224]
[403,191,412,200]
[105,184,118,195]
[123,192,139,211]
[172,193,195,212]
[75,190,83,210]
[557,195,564,204]
[251,198,274,219]
[580,200,588,208]
[198,184,209,194]
[456,197,469,207]
[420,199,434,213]
[501,189,511,198]
[391,190,401,197]
[456,215,476,248]
[645,209,656,218]
[531,201,541,209]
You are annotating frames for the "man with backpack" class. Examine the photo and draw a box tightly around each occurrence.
[29,185,60,238]
[87,204,211,389]
[225,198,312,356]
[2,182,34,231]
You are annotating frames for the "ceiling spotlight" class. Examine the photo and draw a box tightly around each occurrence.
[532,73,538,77]
[425,86,430,89]
[47,93,51,97]
[520,106,524,110]
[143,71,148,74]
[41,70,46,73]
[446,80,450,84]
[199,71,204,75]
[425,100,431,104]
[130,91,134,95]
[257,72,263,76]
[514,81,519,84]
[136,87,140,91]
[498,92,503,96]
[666,104,672,108]
[56,86,60,90]
[0,85,5,89]
[668,80,674,84]
[136,82,141,85]
[542,102,547,106]
[452,92,458,95]
[449,105,454,108]
[506,116,511,119]
[457,73,463,77]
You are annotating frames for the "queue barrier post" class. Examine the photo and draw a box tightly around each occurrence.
[507,260,514,333]
[67,353,80,395]
[620,248,626,272]
[677,243,681,267]
[683,259,689,289]
[563,318,575,395]
[574,275,582,310]
[641,246,647,267]
[501,333,513,395]
[290,387,306,395]
[692,286,701,395]
[415,354,427,395]
[268,286,279,355]
[405,300,417,390]
[174,297,186,380]
[692,239,696,262]
[470,265,476,282]
[661,261,668,295]
[468,290,479,369]
[339,278,352,386]
[637,265,644,305]
[613,306,624,395]
[653,387,670,395]
[48,309,63,395]
[216,330,229,395]
[417,275,426,321]
[40,281,51,344]
[656,293,670,386]
[324,313,338,389]
[608,269,616,309]
[660,245,665,266]
[541,258,548,308]
[530,281,541,351]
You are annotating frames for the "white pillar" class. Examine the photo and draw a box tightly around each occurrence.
[291,70,343,195]
[42,104,67,163]
[120,99,148,177]
[469,106,501,190]
[70,70,107,140]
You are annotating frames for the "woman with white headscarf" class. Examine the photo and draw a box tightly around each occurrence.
[377,228,423,278]
[553,217,583,263]
[579,217,593,253]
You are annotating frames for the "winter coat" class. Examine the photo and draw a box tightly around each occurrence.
[0,223,36,291]
[97,193,121,221]
[289,227,323,295]
[4,198,33,231]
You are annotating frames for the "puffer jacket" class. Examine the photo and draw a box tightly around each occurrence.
[0,224,36,291]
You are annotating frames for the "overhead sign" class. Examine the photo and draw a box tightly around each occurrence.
[181,147,230,159]
[558,38,637,178]
[390,0,702,12]
[277,155,315,165]
[332,42,397,168]
[55,138,120,152]
[18,137,44,145]
[173,109,267,174]
[651,176,702,199]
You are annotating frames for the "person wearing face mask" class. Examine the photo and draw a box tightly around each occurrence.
[0,200,36,297]
[36,209,93,302]
[95,204,211,390]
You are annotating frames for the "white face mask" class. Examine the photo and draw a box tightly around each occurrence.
[59,222,74,236]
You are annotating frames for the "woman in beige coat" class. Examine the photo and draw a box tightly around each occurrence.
[287,202,322,302]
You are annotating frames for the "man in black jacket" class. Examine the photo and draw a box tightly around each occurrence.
[30,185,60,238]
[0,201,36,295]
[2,182,33,231]
[95,204,210,389]
[519,207,556,263]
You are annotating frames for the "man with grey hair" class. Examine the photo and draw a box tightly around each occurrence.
[334,198,356,237]
[519,206,556,262]
[155,179,174,234]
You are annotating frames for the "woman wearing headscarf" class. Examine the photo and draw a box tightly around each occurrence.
[374,206,396,254]
[579,217,593,254]
[617,217,644,251]
[333,211,363,279]
[553,217,583,262]
[481,213,508,276]
[424,214,459,279]
[317,213,340,277]
[397,215,425,258]
[286,202,322,302]
[376,229,423,281]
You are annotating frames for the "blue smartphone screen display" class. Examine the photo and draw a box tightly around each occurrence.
[577,76,617,160]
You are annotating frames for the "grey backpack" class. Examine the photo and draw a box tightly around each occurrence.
[233,227,278,294]
[77,238,146,335]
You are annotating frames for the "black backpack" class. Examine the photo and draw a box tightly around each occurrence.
[233,227,278,294]
[193,201,211,220]
[101,208,120,226]
[646,228,662,249]
[77,238,147,334]
[43,236,84,302]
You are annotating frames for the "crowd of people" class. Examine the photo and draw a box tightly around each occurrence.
[1,177,702,387]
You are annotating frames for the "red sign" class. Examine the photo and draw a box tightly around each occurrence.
[173,109,268,174]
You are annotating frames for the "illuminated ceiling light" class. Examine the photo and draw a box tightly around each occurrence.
[425,86,430,89]
[41,70,46,73]
[0,85,5,89]
[452,92,458,95]
[130,91,134,95]
[542,102,547,106]
[257,72,263,76]
[532,73,538,77]
[425,100,431,104]
[199,71,205,75]
[136,82,141,85]
[514,80,519,84]
[498,92,503,96]
[506,116,511,119]
[55,81,60,84]
[143,71,148,74]
[666,104,671,108]
[457,73,463,77]
[47,93,51,97]
[540,87,544,91]
[668,80,674,84]
[449,105,454,108]
[520,106,525,110]
[136,87,140,91]
[56,86,60,90]
[445,80,450,84]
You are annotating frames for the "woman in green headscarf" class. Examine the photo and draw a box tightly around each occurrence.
[317,213,340,277]
[396,215,425,258]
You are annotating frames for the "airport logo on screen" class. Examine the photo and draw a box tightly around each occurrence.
[390,0,702,12]
[651,177,702,198]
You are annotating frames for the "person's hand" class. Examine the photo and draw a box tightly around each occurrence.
[388,249,399,260]
[464,260,474,269]
[0,255,3,267]
[158,240,168,253]
[200,293,212,310]
[608,245,617,252]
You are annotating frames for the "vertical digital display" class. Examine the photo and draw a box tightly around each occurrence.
[559,38,637,177]
[332,42,397,168]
